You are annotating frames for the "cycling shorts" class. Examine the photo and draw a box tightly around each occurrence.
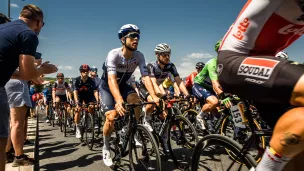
[138,82,150,101]
[57,95,67,102]
[99,79,136,113]
[217,50,304,104]
[78,95,96,104]
[217,50,304,127]
[192,83,215,105]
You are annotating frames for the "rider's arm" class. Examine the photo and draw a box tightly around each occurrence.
[139,58,158,99]
[146,63,163,96]
[158,84,166,95]
[170,64,189,96]
[208,59,223,95]
[91,80,99,102]
[173,82,181,95]
[65,82,73,101]
[52,83,56,102]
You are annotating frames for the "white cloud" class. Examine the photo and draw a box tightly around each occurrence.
[10,3,20,8]
[58,66,73,70]
[187,53,213,59]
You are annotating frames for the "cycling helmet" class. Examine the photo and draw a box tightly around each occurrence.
[79,64,90,71]
[118,24,140,39]
[275,51,289,60]
[195,62,205,69]
[215,39,222,52]
[90,66,98,72]
[154,43,171,54]
[56,73,64,78]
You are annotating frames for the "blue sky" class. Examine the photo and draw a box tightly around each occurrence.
[1,0,304,79]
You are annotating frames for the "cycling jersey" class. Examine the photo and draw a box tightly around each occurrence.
[220,0,304,56]
[43,87,52,102]
[185,72,197,89]
[162,77,174,89]
[217,0,304,126]
[92,77,101,89]
[194,57,217,86]
[101,48,148,85]
[52,81,70,96]
[146,62,179,85]
[73,76,97,103]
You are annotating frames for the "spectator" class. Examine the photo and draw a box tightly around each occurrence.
[0,4,57,170]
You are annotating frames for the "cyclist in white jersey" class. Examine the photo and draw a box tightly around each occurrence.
[52,73,72,119]
[99,24,160,166]
[217,0,304,170]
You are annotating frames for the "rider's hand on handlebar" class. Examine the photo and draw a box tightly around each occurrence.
[221,97,232,109]
[115,98,126,116]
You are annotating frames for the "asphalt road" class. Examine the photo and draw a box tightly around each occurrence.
[37,111,249,171]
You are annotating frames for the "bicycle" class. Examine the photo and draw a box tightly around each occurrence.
[191,100,273,171]
[109,102,161,171]
[142,96,199,169]
[78,103,97,150]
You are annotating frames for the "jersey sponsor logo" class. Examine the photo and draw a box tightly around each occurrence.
[278,24,304,36]
[217,64,223,76]
[233,18,250,40]
[244,78,265,84]
[237,58,279,80]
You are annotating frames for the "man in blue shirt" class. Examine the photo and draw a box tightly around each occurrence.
[0,4,57,168]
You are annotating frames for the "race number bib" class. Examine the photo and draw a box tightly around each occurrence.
[230,102,246,128]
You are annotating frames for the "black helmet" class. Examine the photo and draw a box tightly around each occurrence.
[195,62,205,69]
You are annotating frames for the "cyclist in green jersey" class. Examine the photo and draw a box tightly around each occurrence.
[193,40,229,131]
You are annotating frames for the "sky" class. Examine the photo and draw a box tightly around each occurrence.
[1,0,304,79]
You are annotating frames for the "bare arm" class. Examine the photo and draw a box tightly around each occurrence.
[142,76,158,99]
[173,82,181,95]
[174,76,189,96]
[212,80,223,95]
[149,77,163,96]
[52,90,56,102]
[74,90,79,103]
[158,84,166,95]
[19,55,45,80]
[94,90,99,102]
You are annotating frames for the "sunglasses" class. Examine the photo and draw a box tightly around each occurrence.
[125,33,140,40]
[81,70,89,73]
[90,69,98,72]
[25,6,45,27]
[160,52,170,57]
[57,77,64,79]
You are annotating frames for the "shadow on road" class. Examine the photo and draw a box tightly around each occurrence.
[41,153,102,170]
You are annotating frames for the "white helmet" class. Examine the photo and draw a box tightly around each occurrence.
[275,51,289,60]
[154,43,171,54]
[118,24,140,39]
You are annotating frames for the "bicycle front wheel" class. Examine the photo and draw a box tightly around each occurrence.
[191,134,257,171]
[85,112,95,150]
[129,124,161,171]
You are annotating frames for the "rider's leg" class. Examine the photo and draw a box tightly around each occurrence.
[103,110,117,147]
[201,95,218,113]
[256,75,304,171]
[143,95,155,132]
[55,96,60,118]
[127,93,141,121]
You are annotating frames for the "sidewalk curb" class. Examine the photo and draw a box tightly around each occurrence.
[5,116,38,171]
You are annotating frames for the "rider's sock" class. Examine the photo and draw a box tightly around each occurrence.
[256,147,290,171]
[197,111,205,119]
[103,135,110,150]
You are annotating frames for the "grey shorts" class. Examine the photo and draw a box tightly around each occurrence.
[0,87,10,138]
[5,79,32,108]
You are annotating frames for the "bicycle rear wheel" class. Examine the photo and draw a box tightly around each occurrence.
[63,110,67,137]
[191,134,257,171]
[59,110,63,132]
[129,124,161,171]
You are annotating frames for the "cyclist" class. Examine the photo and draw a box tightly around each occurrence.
[100,24,159,166]
[160,76,180,97]
[139,43,190,152]
[193,40,229,131]
[73,64,100,138]
[90,66,101,89]
[217,1,304,170]
[275,50,289,60]
[185,62,204,93]
[43,83,52,123]
[52,73,72,120]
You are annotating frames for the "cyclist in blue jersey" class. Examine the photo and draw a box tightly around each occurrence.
[43,83,52,123]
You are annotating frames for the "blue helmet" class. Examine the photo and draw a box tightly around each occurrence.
[118,24,140,39]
